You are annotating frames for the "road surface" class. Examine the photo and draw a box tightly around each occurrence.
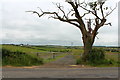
[2,67,118,78]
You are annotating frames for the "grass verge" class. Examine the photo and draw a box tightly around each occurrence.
[2,48,43,66]
[76,48,119,67]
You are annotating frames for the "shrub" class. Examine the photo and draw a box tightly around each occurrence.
[2,48,43,66]
[86,48,105,64]
[76,48,117,66]
[76,58,83,65]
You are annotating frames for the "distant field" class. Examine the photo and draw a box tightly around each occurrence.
[2,44,71,57]
[2,45,46,53]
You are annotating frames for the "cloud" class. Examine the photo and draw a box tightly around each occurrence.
[1,0,118,46]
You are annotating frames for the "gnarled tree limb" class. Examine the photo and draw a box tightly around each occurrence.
[27,0,116,44]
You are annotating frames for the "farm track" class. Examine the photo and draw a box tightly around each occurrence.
[49,54,76,65]
[39,54,77,68]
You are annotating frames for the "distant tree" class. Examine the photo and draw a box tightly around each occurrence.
[27,0,116,61]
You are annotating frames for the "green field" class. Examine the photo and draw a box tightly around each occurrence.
[1,44,119,67]
[1,44,71,66]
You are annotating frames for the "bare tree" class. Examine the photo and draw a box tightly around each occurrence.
[27,0,117,61]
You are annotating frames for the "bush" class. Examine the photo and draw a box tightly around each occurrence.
[2,48,43,66]
[76,48,117,66]
[76,58,83,65]
[86,48,105,64]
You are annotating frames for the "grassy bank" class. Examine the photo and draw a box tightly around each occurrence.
[2,48,43,66]
[75,48,119,67]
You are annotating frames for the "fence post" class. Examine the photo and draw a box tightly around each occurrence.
[53,53,55,59]
[37,53,39,57]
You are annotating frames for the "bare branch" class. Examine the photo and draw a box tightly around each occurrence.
[104,23,112,26]
[26,11,44,17]
[100,3,105,18]
[55,3,68,19]
[68,2,81,18]
[92,18,106,40]
[37,7,44,12]
[27,9,80,28]
[81,11,90,18]
[98,18,106,27]
[78,5,101,20]
[67,9,74,17]
[68,2,89,34]
[26,11,58,18]
[105,4,117,18]
[27,0,116,45]
[53,16,79,27]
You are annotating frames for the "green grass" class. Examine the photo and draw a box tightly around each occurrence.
[105,53,119,62]
[2,44,68,66]
[2,45,49,58]
[32,46,72,53]
[44,53,68,63]
[76,50,119,67]
[0,47,2,66]
[2,44,119,67]
[2,48,43,66]
[2,45,46,53]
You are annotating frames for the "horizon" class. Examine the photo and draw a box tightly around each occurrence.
[1,43,119,47]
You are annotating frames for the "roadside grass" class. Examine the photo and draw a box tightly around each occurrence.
[105,53,119,62]
[72,49,83,57]
[0,45,2,48]
[2,48,43,66]
[0,47,2,66]
[75,49,119,67]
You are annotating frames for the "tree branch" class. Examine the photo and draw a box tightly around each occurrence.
[78,5,101,20]
[68,2,81,18]
[67,9,74,17]
[55,3,68,19]
[92,18,106,38]
[68,2,87,34]
[27,0,116,43]
[100,3,105,18]
[104,23,112,26]
[52,16,79,27]
[105,4,117,18]
[81,11,90,18]
[26,10,80,28]
[26,11,59,18]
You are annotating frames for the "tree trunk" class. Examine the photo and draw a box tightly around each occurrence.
[82,33,93,61]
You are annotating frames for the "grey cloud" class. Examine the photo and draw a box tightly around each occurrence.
[1,0,118,46]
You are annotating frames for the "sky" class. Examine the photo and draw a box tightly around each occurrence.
[0,0,119,46]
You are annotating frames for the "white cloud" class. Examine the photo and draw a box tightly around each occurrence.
[1,0,118,46]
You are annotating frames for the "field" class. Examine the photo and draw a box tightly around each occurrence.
[1,44,72,66]
[1,44,119,67]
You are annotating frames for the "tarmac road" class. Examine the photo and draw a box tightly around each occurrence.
[2,67,118,78]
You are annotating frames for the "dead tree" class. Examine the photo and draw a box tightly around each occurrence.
[27,0,117,61]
